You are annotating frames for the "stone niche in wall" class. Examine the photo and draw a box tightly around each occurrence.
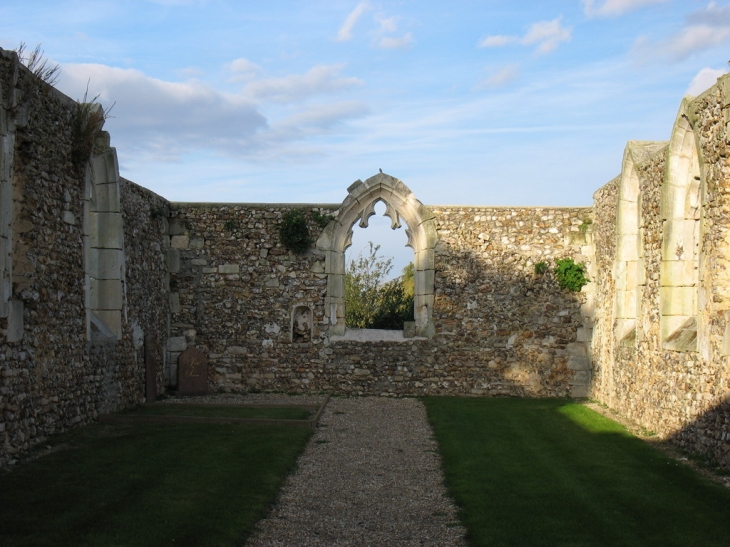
[291,305,312,343]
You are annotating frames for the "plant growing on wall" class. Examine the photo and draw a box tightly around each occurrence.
[311,210,335,228]
[279,208,311,254]
[534,261,548,275]
[554,258,589,292]
[70,88,114,171]
[14,42,59,85]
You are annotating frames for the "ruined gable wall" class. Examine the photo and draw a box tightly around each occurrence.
[168,203,592,397]
[591,81,730,467]
[0,50,169,466]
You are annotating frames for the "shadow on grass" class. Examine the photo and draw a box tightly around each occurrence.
[424,397,730,547]
[0,421,311,547]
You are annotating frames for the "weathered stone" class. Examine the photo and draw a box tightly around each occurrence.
[177,347,208,394]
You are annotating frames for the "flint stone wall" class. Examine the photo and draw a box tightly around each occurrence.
[167,203,592,397]
[591,77,730,468]
[0,50,168,466]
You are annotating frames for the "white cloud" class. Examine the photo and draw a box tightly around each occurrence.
[479,17,572,55]
[475,65,520,90]
[228,58,262,82]
[378,32,414,50]
[634,3,730,61]
[58,62,368,162]
[686,67,727,96]
[242,64,364,103]
[336,1,371,42]
[582,0,670,18]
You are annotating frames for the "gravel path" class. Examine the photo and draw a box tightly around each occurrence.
[245,397,468,547]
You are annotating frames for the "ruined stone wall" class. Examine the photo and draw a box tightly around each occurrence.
[591,77,730,468]
[0,50,168,466]
[168,203,592,397]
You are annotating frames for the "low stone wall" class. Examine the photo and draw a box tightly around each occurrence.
[167,202,592,397]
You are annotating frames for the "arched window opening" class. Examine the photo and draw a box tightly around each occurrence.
[660,107,701,352]
[345,200,413,331]
[317,173,437,339]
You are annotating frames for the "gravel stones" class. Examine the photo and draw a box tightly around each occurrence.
[246,397,467,547]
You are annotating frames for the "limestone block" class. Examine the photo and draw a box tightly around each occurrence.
[414,249,434,271]
[169,292,180,313]
[617,234,638,261]
[190,238,205,249]
[95,310,122,338]
[90,278,123,310]
[576,327,593,342]
[167,336,187,352]
[661,219,698,260]
[89,212,123,249]
[325,251,345,275]
[166,249,180,272]
[403,321,416,338]
[327,274,344,298]
[570,384,589,398]
[62,211,76,225]
[616,289,637,319]
[415,294,435,314]
[661,315,695,344]
[170,235,189,250]
[7,299,23,342]
[569,370,590,385]
[92,249,124,280]
[218,263,239,274]
[92,182,120,213]
[414,269,435,296]
[191,258,207,266]
[568,355,590,371]
[660,287,697,316]
[617,199,639,235]
[662,316,697,351]
[168,218,187,236]
[660,260,697,287]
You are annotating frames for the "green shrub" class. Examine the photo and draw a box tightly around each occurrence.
[554,258,589,292]
[279,209,311,255]
[534,261,548,275]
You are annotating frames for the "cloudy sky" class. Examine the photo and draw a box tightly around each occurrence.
[1,0,728,272]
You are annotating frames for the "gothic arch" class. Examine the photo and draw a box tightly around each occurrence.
[316,173,437,338]
[614,141,666,347]
[660,99,703,351]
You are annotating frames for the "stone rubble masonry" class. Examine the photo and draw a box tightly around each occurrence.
[167,202,592,399]
[0,49,168,466]
[1,44,729,472]
[591,75,730,468]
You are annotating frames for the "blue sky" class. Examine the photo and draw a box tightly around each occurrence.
[1,0,728,272]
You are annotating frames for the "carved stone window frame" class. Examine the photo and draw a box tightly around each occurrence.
[316,173,438,338]
[659,100,703,352]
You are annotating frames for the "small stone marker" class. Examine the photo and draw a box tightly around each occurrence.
[177,347,208,395]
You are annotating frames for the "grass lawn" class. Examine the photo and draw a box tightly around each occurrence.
[424,397,730,547]
[0,419,311,547]
[124,403,313,420]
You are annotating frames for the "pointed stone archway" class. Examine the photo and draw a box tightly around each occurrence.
[316,173,438,338]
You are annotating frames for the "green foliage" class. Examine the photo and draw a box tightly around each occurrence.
[534,261,548,275]
[70,87,114,171]
[15,42,60,85]
[345,242,414,330]
[224,219,239,232]
[311,209,335,228]
[554,257,589,292]
[279,208,311,254]
[579,217,593,234]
